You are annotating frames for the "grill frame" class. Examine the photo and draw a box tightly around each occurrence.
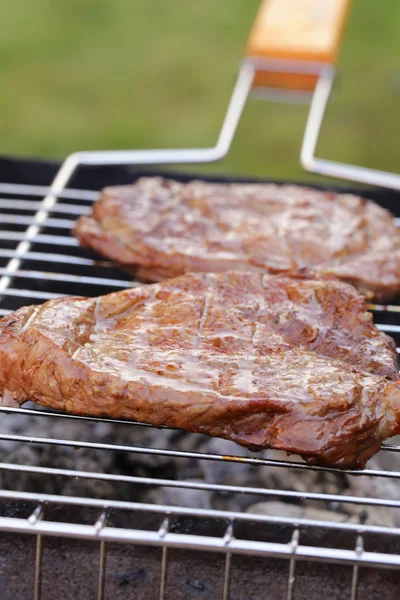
[1,157,400,599]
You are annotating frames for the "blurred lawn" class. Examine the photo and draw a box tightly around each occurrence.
[0,0,399,183]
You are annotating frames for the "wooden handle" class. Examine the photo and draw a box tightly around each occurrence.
[246,0,352,91]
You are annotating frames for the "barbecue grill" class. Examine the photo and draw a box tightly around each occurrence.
[1,159,400,600]
[2,2,400,599]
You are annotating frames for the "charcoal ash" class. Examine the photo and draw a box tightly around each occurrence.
[143,482,212,510]
[1,408,399,528]
[247,501,362,524]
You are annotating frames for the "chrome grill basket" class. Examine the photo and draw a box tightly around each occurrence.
[1,158,400,599]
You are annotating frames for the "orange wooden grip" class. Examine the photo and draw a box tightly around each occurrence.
[246,0,352,91]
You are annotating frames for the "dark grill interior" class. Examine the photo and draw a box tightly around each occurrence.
[1,158,400,599]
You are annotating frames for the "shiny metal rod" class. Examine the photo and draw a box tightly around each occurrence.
[301,69,400,190]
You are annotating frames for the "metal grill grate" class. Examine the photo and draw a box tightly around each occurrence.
[1,179,400,599]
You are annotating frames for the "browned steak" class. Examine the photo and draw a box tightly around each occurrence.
[0,271,399,469]
[74,177,400,301]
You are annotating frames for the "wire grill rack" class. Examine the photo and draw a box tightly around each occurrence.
[1,177,400,599]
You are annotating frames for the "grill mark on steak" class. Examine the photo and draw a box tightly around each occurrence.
[0,271,399,469]
[21,306,41,332]
[74,178,400,301]
[199,273,214,335]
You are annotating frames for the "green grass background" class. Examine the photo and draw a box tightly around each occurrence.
[0,0,399,183]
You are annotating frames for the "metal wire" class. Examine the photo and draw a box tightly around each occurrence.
[0,214,74,229]
[0,287,67,300]
[1,403,400,451]
[350,534,364,600]
[0,248,114,268]
[300,67,400,190]
[3,429,400,479]
[2,512,400,570]
[0,230,78,246]
[97,540,107,600]
[2,488,400,539]
[159,517,169,600]
[222,523,234,600]
[0,268,132,288]
[0,198,90,215]
[0,182,98,200]
[29,505,44,600]
[93,512,107,600]
[287,529,299,600]
[0,405,167,427]
[34,534,43,600]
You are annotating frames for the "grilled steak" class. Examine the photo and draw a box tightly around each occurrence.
[74,177,400,301]
[0,271,399,469]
